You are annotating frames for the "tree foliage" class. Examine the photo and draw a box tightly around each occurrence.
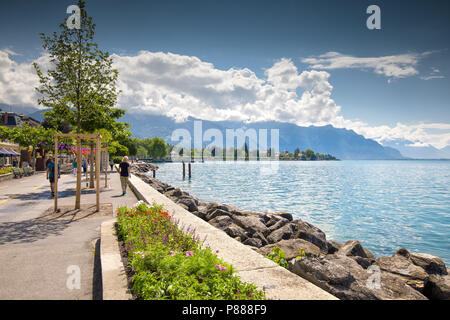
[33,0,124,134]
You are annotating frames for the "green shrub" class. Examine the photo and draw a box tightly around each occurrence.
[266,246,289,269]
[0,168,13,175]
[116,201,265,300]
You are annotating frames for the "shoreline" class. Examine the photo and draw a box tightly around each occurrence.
[130,162,450,300]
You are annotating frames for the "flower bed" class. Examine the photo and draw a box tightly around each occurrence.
[116,201,265,300]
[0,168,13,175]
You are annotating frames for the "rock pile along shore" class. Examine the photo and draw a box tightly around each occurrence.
[130,162,450,300]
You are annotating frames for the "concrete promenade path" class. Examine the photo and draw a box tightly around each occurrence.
[0,169,138,299]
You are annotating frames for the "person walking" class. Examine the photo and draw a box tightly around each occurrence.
[82,158,87,174]
[110,159,114,172]
[46,157,60,197]
[72,159,77,176]
[119,156,130,196]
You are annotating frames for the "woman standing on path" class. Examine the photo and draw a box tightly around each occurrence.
[46,157,60,197]
[119,156,130,196]
[72,159,77,176]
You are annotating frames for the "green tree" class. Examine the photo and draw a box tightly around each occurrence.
[10,125,57,171]
[33,0,126,208]
[136,146,148,158]
[147,137,167,159]
[33,0,124,134]
[304,148,316,160]
[0,126,12,141]
[294,147,300,159]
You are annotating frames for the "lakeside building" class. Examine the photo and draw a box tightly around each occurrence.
[1,109,41,129]
[0,108,46,169]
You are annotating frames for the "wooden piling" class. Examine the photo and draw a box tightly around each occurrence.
[182,161,185,178]
[188,162,191,178]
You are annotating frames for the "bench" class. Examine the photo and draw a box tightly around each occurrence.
[12,168,23,178]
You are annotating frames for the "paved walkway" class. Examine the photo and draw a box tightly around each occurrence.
[0,168,138,299]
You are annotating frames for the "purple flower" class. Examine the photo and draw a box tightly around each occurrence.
[215,264,227,271]
[185,251,194,257]
[170,250,176,256]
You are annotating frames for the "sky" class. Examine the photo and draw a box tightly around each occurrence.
[0,0,449,149]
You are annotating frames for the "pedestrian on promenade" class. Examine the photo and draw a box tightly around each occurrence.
[72,159,77,176]
[110,159,114,172]
[82,158,87,173]
[119,156,130,196]
[46,157,60,197]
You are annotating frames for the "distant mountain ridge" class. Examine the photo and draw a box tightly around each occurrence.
[120,112,405,160]
[381,139,450,160]
[22,107,450,160]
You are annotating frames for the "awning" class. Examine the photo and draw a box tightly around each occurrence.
[0,148,12,156]
[6,148,20,156]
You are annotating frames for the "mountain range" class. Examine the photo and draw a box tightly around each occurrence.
[120,112,405,160]
[7,105,450,160]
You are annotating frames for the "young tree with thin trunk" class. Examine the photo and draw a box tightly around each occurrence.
[33,0,125,208]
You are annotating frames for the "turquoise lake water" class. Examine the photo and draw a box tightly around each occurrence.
[151,160,450,265]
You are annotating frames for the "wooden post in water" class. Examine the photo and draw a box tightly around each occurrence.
[152,169,156,178]
[188,162,191,178]
[182,161,185,178]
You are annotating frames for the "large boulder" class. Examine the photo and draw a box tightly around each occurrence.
[206,202,234,214]
[290,254,428,300]
[176,196,198,212]
[231,214,270,237]
[292,219,328,252]
[337,240,376,269]
[205,208,230,221]
[257,239,321,260]
[208,215,234,230]
[289,255,377,300]
[164,188,189,199]
[423,273,450,300]
[243,237,263,248]
[327,241,342,254]
[223,224,249,241]
[409,253,447,275]
[267,222,296,243]
[267,218,289,233]
[374,250,429,293]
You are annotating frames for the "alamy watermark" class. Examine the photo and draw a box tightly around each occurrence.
[365,265,381,290]
[66,5,81,30]
[170,120,280,175]
[66,265,81,290]
[366,5,381,30]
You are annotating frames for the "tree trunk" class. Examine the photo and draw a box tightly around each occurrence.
[75,137,82,209]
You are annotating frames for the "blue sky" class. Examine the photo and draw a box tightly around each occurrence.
[0,0,449,148]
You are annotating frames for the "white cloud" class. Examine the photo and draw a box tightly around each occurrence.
[112,52,341,125]
[301,51,433,79]
[0,50,51,107]
[0,49,448,149]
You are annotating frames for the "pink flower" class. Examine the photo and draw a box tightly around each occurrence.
[215,264,227,271]
[216,250,220,254]
[170,250,176,256]
[185,251,194,257]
